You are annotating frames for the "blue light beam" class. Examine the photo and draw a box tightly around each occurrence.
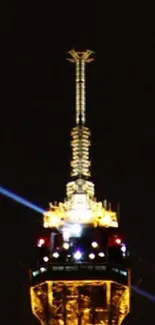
[132,286,155,303]
[0,186,45,214]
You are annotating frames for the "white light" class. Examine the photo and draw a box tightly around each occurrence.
[121,245,126,253]
[74,250,82,260]
[71,224,82,237]
[43,256,49,262]
[32,270,39,277]
[91,241,98,248]
[63,242,69,250]
[37,238,45,247]
[40,267,46,273]
[62,223,82,241]
[98,252,105,257]
[63,227,70,241]
[89,253,95,259]
[120,270,127,276]
[53,252,59,258]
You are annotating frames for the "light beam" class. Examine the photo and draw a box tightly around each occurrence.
[132,285,155,303]
[0,186,45,214]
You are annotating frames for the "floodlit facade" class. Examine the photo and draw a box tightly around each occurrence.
[30,49,130,325]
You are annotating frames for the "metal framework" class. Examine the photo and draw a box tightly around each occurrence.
[30,279,130,325]
[30,49,130,325]
[42,50,118,230]
[67,50,94,199]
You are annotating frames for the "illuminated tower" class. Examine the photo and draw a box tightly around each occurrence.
[30,50,130,325]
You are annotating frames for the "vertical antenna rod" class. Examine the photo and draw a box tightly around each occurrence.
[66,50,94,182]
[67,49,94,125]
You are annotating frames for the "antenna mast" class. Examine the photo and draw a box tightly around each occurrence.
[67,49,94,125]
[66,50,94,193]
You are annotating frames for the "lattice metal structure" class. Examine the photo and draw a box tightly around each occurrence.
[30,265,130,325]
[30,49,131,325]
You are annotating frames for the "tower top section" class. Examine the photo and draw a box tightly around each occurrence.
[43,49,118,230]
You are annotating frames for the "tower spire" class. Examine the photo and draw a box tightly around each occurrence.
[67,49,94,125]
[43,49,119,228]
[66,50,94,195]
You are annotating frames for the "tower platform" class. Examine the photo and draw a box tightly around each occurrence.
[30,262,130,325]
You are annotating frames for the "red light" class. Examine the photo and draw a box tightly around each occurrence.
[108,234,123,246]
[115,238,121,245]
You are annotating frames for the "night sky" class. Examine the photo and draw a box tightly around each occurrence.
[1,2,155,324]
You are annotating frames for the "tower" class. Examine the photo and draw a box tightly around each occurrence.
[30,50,130,325]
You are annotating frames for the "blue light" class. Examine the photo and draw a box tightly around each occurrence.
[121,244,126,253]
[132,286,155,303]
[73,250,82,260]
[0,186,45,214]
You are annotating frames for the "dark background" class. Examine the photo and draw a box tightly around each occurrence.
[1,2,155,324]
